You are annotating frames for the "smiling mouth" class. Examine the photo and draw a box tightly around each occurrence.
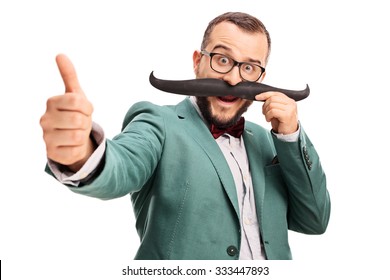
[217,95,240,103]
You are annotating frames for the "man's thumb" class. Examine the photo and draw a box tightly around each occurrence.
[56,54,83,94]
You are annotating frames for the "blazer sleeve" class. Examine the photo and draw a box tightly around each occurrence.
[272,126,331,234]
[62,101,166,200]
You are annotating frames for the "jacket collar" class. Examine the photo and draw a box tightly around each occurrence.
[174,98,241,218]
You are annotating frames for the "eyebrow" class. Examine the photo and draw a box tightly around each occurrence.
[211,44,263,65]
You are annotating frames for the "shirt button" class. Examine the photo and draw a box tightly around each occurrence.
[227,245,238,256]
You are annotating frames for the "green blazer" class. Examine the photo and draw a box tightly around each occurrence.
[63,98,330,260]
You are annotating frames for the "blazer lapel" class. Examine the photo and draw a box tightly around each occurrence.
[243,127,266,225]
[175,98,240,219]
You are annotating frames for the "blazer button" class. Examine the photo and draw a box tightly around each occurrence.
[227,245,238,256]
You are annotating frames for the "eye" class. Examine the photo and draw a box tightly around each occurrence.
[242,63,255,73]
[216,55,231,66]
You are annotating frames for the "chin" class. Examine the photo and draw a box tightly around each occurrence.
[196,96,252,128]
[210,111,240,127]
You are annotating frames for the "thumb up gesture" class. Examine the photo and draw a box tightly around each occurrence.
[40,54,95,172]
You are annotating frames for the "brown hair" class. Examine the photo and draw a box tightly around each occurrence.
[200,12,271,63]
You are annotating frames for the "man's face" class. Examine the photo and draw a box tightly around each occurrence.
[193,21,268,128]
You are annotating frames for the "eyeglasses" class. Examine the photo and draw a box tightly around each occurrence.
[201,50,265,82]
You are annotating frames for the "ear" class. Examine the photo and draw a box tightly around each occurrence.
[192,50,202,75]
[259,71,266,83]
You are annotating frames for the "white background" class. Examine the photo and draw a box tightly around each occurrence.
[1,0,389,279]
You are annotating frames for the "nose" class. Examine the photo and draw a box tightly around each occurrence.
[222,65,242,86]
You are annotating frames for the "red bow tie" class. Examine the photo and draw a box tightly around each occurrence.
[210,117,245,139]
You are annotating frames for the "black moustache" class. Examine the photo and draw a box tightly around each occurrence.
[149,72,310,101]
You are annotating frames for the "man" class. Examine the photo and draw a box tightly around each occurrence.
[40,12,330,260]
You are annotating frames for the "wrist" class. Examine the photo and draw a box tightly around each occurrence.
[67,137,97,172]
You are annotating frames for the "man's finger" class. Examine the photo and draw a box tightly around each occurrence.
[56,54,83,94]
[255,91,279,101]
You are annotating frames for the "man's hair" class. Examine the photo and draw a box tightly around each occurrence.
[201,12,271,64]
